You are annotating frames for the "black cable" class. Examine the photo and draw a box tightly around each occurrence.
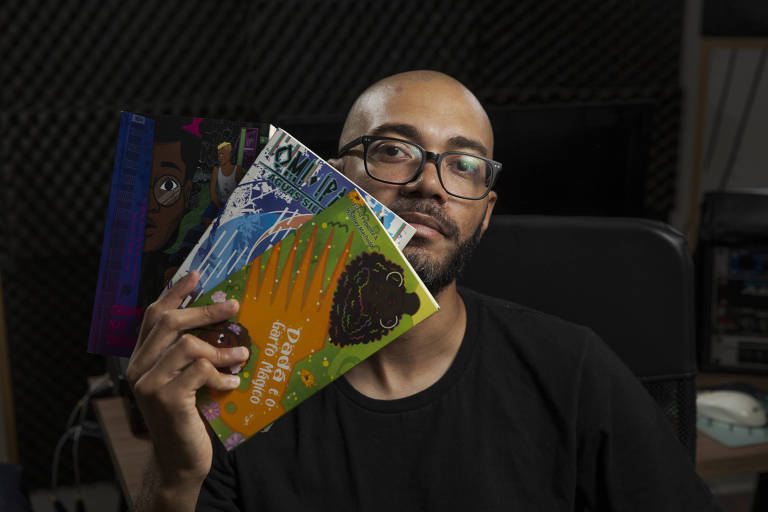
[719,48,768,190]
[703,48,736,171]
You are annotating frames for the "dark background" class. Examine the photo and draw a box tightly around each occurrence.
[0,0,684,488]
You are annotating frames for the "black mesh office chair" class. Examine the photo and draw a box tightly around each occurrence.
[460,215,698,458]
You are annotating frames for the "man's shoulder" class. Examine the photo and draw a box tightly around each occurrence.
[456,285,608,383]
[458,285,597,343]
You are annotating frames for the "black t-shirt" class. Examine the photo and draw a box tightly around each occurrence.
[196,288,719,511]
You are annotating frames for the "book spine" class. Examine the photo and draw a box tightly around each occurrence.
[87,113,154,356]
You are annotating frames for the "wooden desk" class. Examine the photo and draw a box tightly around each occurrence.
[93,396,152,509]
[696,373,768,479]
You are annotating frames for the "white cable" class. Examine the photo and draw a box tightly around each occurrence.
[51,374,113,497]
[72,424,83,495]
[51,426,77,491]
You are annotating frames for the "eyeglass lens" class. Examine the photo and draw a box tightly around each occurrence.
[365,139,492,198]
[153,175,182,206]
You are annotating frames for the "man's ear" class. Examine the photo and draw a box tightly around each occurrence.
[327,157,344,174]
[479,191,497,239]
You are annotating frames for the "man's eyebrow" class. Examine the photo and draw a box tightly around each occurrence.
[370,123,421,141]
[160,161,182,171]
[446,136,488,157]
[369,123,488,156]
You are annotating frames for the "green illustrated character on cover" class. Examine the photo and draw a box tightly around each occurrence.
[193,190,438,449]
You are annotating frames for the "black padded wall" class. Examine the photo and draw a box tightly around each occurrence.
[1,0,685,488]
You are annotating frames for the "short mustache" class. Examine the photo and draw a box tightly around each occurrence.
[389,198,460,242]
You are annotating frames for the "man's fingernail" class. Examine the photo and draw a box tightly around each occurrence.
[227,299,239,309]
[235,346,249,358]
[227,375,240,387]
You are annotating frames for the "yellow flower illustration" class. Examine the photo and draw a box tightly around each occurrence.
[349,190,365,205]
[300,368,316,388]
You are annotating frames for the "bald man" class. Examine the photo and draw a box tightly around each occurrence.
[128,71,718,511]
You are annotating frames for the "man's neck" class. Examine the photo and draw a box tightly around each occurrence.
[343,281,466,400]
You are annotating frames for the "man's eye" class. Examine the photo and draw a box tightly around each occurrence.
[447,156,480,174]
[382,145,405,157]
[370,142,418,162]
[457,160,479,173]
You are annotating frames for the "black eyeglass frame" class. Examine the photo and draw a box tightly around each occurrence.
[337,135,503,200]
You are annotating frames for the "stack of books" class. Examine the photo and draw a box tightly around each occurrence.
[88,113,438,448]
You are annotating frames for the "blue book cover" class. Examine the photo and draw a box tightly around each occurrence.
[170,127,414,303]
[88,112,154,356]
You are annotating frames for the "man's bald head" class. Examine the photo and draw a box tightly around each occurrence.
[331,70,498,296]
[339,70,494,157]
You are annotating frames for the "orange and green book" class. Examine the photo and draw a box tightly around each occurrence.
[192,189,438,449]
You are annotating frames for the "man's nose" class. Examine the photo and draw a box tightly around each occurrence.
[403,156,447,201]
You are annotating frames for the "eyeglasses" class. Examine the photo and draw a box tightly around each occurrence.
[337,135,502,200]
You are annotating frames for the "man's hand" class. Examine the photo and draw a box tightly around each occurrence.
[126,271,248,499]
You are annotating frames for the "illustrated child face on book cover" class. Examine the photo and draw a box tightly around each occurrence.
[141,118,261,300]
[144,120,199,253]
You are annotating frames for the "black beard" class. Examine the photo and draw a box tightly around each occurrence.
[404,220,484,296]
